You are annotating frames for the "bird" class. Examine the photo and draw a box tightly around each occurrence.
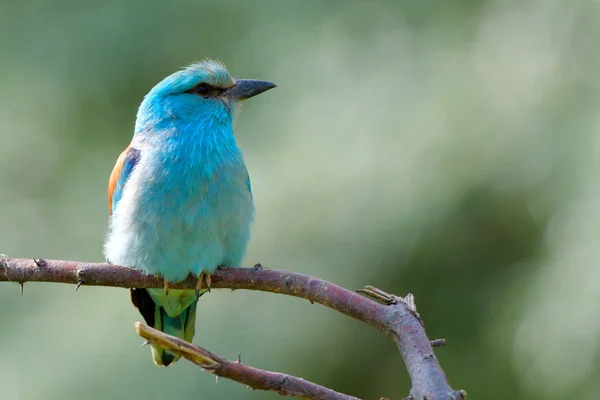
[103,60,276,366]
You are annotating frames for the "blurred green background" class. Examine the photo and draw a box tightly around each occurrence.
[1,0,599,399]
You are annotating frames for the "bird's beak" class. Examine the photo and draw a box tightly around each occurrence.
[222,79,277,101]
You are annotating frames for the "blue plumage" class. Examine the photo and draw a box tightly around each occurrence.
[104,60,275,366]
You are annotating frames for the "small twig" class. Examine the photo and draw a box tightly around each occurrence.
[430,339,446,348]
[136,323,360,400]
[356,287,395,305]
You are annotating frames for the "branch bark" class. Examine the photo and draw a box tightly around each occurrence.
[0,257,466,400]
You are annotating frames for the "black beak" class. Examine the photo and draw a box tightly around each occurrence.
[222,79,277,101]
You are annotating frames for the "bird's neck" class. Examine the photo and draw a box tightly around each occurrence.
[136,117,243,174]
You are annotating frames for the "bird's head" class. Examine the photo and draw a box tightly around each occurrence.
[135,60,276,132]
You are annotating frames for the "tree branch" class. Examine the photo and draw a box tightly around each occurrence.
[136,322,360,399]
[0,257,466,399]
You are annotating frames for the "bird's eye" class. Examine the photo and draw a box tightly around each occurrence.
[193,83,210,96]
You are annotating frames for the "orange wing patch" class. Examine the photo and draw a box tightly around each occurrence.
[108,147,130,215]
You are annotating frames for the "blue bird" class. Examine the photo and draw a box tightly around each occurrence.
[104,60,275,366]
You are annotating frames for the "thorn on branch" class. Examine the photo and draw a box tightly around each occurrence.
[75,268,87,291]
[19,282,24,296]
[430,338,446,348]
[141,340,151,347]
[236,353,242,363]
[33,258,46,267]
[252,263,263,271]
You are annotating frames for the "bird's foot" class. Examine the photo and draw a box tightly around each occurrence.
[164,279,170,295]
[195,272,212,299]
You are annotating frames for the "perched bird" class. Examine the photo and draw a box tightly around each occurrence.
[104,60,275,366]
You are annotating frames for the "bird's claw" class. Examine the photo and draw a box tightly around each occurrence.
[195,272,211,299]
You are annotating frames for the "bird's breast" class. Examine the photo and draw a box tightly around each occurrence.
[105,146,253,280]
[142,149,252,229]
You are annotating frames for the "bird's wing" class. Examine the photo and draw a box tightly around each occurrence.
[245,169,253,197]
[108,146,141,215]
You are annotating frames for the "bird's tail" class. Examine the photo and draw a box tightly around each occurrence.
[130,288,198,367]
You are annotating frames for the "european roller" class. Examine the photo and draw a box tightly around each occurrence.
[104,60,275,366]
